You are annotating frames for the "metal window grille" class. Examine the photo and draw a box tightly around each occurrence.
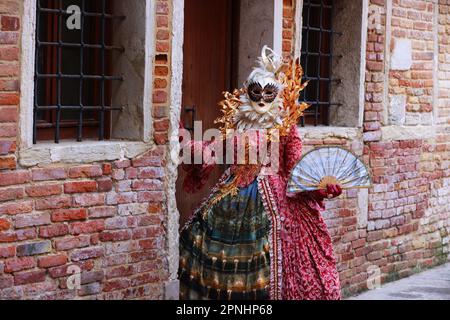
[300,0,342,126]
[33,0,125,144]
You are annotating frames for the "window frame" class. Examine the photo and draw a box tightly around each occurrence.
[19,0,155,165]
[34,0,121,143]
[294,0,368,129]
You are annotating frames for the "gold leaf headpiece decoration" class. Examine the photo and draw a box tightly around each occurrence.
[215,89,245,138]
[214,57,310,139]
[273,57,310,137]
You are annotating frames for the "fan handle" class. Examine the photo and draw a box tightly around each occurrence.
[318,176,339,189]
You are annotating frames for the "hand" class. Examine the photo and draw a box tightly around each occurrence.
[312,184,342,201]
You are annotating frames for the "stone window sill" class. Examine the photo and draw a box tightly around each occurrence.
[19,140,155,167]
[381,125,437,141]
[298,126,361,140]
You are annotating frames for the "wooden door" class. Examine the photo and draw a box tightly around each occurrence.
[177,0,237,226]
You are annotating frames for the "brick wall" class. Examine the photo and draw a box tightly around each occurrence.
[282,0,296,58]
[0,0,171,299]
[312,0,449,296]
[279,0,449,297]
[153,0,171,146]
[0,1,19,171]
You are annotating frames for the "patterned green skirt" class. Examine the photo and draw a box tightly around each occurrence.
[179,177,271,300]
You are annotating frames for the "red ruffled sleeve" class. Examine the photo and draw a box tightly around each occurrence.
[181,140,216,194]
[280,125,303,179]
[281,125,327,212]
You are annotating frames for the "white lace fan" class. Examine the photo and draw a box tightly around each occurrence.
[287,146,372,193]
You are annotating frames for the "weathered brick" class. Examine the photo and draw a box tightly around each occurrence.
[105,265,134,280]
[1,16,19,31]
[38,254,68,268]
[105,216,136,230]
[132,179,163,191]
[99,230,132,242]
[88,206,116,218]
[51,208,87,222]
[137,191,165,203]
[15,213,51,229]
[14,270,46,285]
[64,181,98,194]
[80,270,104,285]
[16,241,52,257]
[125,168,138,179]
[97,178,113,192]
[69,165,103,179]
[0,246,15,258]
[25,184,62,197]
[32,168,67,181]
[69,220,105,235]
[35,196,72,210]
[102,163,112,175]
[39,223,69,238]
[0,187,24,202]
[73,193,105,207]
[102,278,130,292]
[0,155,16,169]
[101,254,127,268]
[54,235,90,251]
[70,246,104,262]
[0,200,33,215]
[0,228,36,243]
[0,275,13,289]
[118,203,148,216]
[0,92,19,104]
[76,282,101,296]
[4,257,36,273]
[0,170,30,187]
[137,167,164,179]
[0,217,11,231]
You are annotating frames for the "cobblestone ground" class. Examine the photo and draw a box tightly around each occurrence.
[350,263,450,300]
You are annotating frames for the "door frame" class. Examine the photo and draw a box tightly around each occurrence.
[166,0,284,298]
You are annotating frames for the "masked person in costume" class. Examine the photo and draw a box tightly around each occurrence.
[178,46,342,300]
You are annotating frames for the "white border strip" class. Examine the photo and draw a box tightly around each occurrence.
[294,0,304,59]
[19,0,37,149]
[274,0,283,55]
[382,0,393,126]
[143,0,156,143]
[167,0,184,287]
[359,0,370,127]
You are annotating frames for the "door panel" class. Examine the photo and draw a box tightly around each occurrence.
[177,0,235,226]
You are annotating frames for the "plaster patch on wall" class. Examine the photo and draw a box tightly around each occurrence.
[358,188,369,228]
[389,95,406,125]
[111,0,146,140]
[329,0,364,127]
[165,0,184,299]
[237,0,274,86]
[390,38,412,71]
[19,141,154,167]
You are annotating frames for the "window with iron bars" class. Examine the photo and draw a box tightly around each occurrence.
[300,0,342,127]
[34,0,125,143]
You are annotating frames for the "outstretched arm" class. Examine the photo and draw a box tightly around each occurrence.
[281,125,303,179]
[181,139,217,194]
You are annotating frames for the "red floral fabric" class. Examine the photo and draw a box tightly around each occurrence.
[271,126,341,300]
[182,126,341,300]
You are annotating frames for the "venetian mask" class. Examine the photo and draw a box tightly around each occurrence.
[246,80,280,115]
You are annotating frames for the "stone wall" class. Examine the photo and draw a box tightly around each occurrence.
[285,0,449,297]
[0,0,172,299]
